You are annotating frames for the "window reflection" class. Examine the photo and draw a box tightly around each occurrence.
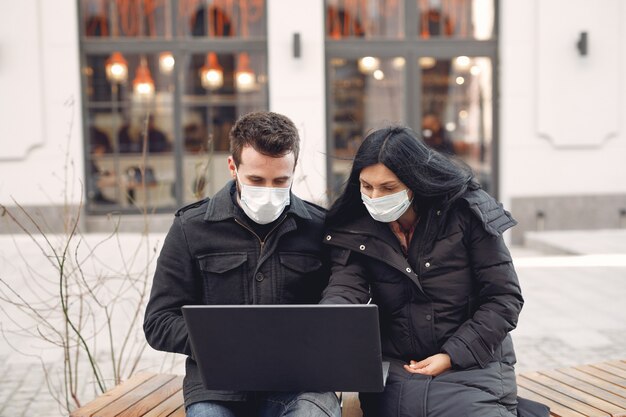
[324,0,493,40]
[84,49,268,208]
[329,56,405,196]
[417,0,494,40]
[420,56,493,191]
[81,1,269,212]
[326,0,404,39]
[85,51,177,209]
[82,0,171,38]
[178,0,266,38]
[180,50,267,203]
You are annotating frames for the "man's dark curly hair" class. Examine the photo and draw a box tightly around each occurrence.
[229,111,300,167]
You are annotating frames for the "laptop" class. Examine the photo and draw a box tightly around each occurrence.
[182,304,389,392]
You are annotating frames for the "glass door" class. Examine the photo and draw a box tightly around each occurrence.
[325,0,498,200]
[419,55,494,192]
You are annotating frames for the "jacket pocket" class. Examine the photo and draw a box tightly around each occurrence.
[278,252,323,302]
[279,252,322,273]
[197,252,248,304]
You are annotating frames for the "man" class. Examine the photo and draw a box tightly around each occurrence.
[143,111,340,417]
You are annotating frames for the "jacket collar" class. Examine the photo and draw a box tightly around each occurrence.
[203,180,312,222]
[460,188,517,236]
[328,213,405,255]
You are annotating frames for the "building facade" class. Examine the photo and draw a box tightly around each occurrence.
[1,0,625,243]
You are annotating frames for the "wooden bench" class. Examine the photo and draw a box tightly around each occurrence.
[70,360,626,417]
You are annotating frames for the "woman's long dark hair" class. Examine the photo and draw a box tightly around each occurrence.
[327,126,478,230]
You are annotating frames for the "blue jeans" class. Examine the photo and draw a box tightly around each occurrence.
[186,391,340,417]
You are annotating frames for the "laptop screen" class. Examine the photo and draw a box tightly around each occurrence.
[182,304,386,392]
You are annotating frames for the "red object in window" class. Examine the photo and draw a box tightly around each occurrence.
[133,58,155,97]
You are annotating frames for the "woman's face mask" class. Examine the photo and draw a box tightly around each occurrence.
[236,172,291,224]
[361,189,413,223]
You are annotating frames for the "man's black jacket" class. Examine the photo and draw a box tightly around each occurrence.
[143,181,329,407]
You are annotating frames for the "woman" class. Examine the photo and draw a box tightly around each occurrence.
[322,126,526,417]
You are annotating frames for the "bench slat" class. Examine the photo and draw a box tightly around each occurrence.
[142,390,184,417]
[517,375,611,417]
[523,371,626,416]
[109,376,184,417]
[93,374,178,417]
[555,368,626,399]
[170,406,186,417]
[517,385,587,417]
[607,362,626,373]
[70,373,157,417]
[541,370,626,409]
[575,365,626,389]
[592,363,626,380]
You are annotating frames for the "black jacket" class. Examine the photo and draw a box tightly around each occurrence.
[321,188,524,416]
[143,181,329,407]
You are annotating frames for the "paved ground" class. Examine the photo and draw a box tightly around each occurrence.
[0,230,625,416]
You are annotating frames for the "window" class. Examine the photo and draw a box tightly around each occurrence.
[80,0,268,212]
[326,0,497,198]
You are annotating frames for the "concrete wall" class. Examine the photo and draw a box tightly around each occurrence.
[267,0,327,206]
[0,0,84,208]
[499,0,626,242]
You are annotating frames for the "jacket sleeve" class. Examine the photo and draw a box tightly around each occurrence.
[321,247,371,304]
[441,212,524,369]
[143,216,200,358]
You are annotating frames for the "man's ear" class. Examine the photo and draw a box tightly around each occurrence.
[227,156,237,179]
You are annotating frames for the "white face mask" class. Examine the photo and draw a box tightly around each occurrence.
[361,189,413,223]
[236,173,291,224]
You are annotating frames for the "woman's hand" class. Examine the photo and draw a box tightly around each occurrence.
[403,353,452,376]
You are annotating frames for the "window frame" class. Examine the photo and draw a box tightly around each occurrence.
[324,0,500,199]
[78,0,269,214]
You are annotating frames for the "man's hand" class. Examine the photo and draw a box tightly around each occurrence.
[403,353,451,376]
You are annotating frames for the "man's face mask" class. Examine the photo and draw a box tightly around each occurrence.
[236,171,291,225]
[361,189,413,223]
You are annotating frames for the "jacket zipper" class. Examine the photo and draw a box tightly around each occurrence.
[392,213,431,357]
[234,216,286,254]
[235,216,287,304]
[414,213,438,355]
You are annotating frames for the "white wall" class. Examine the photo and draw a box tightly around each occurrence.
[499,0,626,209]
[0,0,84,206]
[267,0,327,206]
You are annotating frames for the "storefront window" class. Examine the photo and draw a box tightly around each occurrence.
[420,56,493,190]
[326,0,404,39]
[177,0,266,38]
[80,0,268,212]
[181,51,267,203]
[82,0,171,38]
[326,0,497,198]
[417,0,494,39]
[329,56,406,191]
